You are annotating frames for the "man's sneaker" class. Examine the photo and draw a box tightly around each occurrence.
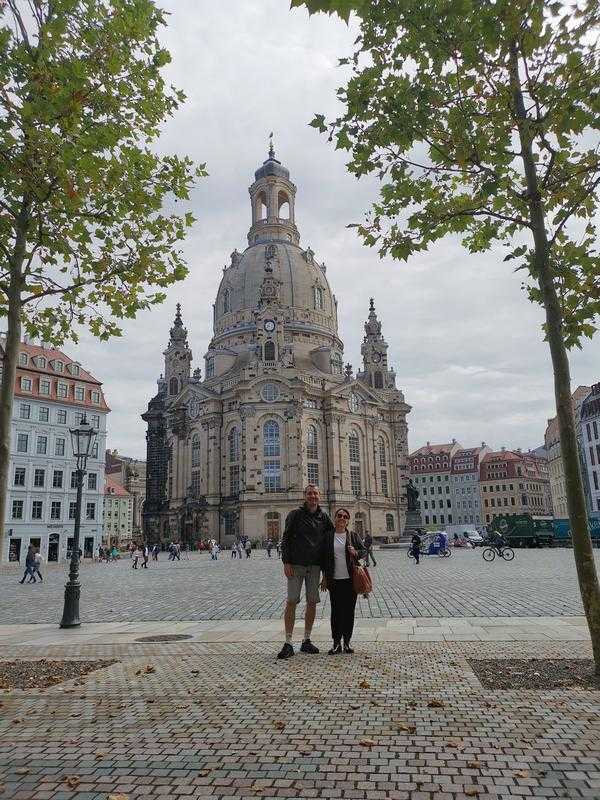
[277,642,295,660]
[300,639,319,654]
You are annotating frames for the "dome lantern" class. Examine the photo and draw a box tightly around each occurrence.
[248,135,300,246]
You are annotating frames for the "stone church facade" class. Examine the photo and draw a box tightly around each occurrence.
[142,148,411,545]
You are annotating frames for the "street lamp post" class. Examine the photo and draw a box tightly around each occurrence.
[60,414,98,628]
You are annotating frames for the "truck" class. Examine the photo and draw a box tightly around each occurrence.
[486,514,555,548]
[552,515,600,547]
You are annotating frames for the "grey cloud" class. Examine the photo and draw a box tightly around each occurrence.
[74,0,597,460]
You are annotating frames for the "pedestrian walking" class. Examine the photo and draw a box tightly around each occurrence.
[277,484,334,660]
[363,531,377,566]
[321,508,366,654]
[410,531,422,564]
[110,545,119,561]
[237,540,243,559]
[30,550,44,582]
[129,542,135,559]
[210,541,219,560]
[152,544,160,561]
[244,539,252,558]
[231,542,237,558]
[19,545,37,584]
[266,538,273,558]
[132,544,141,569]
[142,544,149,568]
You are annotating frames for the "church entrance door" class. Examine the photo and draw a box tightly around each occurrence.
[266,512,281,541]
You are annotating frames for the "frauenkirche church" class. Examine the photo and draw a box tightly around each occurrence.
[142,146,412,545]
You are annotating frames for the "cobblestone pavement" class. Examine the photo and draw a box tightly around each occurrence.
[2,548,599,624]
[0,638,599,799]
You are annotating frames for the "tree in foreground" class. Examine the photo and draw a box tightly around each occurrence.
[294,0,600,670]
[0,0,205,558]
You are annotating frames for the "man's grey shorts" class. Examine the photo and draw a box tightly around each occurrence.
[287,564,321,604]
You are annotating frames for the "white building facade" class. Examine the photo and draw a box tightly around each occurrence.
[449,445,490,532]
[2,341,109,563]
[103,475,133,547]
[581,382,600,517]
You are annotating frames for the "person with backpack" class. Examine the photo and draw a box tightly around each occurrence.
[410,530,423,564]
[363,531,377,566]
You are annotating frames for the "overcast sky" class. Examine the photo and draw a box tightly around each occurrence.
[76,0,597,460]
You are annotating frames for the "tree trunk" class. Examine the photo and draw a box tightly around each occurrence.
[0,218,26,562]
[509,44,600,672]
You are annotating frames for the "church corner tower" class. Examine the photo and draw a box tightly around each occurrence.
[142,146,412,546]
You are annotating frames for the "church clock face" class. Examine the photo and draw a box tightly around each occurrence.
[264,319,276,333]
[372,352,382,363]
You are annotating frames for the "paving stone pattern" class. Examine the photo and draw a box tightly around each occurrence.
[1,549,599,625]
[0,639,599,799]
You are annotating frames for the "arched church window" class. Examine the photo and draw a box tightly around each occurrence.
[206,356,214,378]
[228,427,240,463]
[263,420,281,492]
[256,191,268,221]
[278,191,290,220]
[223,288,231,313]
[264,341,276,362]
[349,431,361,495]
[386,514,395,532]
[169,376,179,396]
[313,285,324,310]
[191,434,201,468]
[378,437,386,467]
[331,353,343,374]
[374,371,384,389]
[306,424,319,486]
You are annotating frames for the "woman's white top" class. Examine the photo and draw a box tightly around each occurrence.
[333,533,350,580]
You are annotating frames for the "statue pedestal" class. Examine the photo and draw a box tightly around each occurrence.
[403,507,423,535]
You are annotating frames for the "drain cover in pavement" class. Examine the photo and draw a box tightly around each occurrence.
[135,634,193,642]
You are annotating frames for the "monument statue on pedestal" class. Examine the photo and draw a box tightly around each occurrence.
[404,478,423,534]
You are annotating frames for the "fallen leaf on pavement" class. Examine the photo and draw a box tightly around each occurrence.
[447,738,464,749]
[144,665,155,674]
[108,794,130,800]
[427,699,444,708]
[464,788,480,796]
[14,768,28,775]
[358,680,371,689]
[396,724,416,734]
[467,760,481,768]
[197,769,211,776]
[65,776,80,789]
[273,720,286,730]
[515,770,529,778]
[95,752,105,759]
[359,738,376,747]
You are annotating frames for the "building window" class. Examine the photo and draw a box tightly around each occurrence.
[86,502,95,520]
[18,352,28,366]
[314,285,324,310]
[307,462,319,486]
[31,500,43,520]
[91,442,98,458]
[55,438,65,456]
[264,341,276,362]
[191,434,201,468]
[12,500,24,519]
[306,425,318,460]
[69,501,77,520]
[263,421,281,492]
[386,514,395,531]
[266,511,281,538]
[71,471,78,489]
[191,470,201,498]
[223,288,231,313]
[229,464,240,495]
[56,409,67,424]
[227,427,239,463]
[53,470,63,489]
[74,386,85,401]
[19,403,31,420]
[56,382,69,398]
[206,356,214,378]
[378,437,386,467]
[262,382,279,401]
[374,371,384,389]
[594,471,599,491]
[17,433,28,453]
[331,353,343,374]
[70,364,79,376]
[38,406,49,422]
[20,377,32,391]
[169,377,179,396]
[40,379,51,395]
[381,469,388,496]
[50,501,61,520]
[88,473,97,490]
[91,391,100,404]
[14,467,26,486]
[34,468,45,488]
[36,435,47,455]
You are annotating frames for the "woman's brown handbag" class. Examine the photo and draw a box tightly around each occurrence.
[352,563,373,595]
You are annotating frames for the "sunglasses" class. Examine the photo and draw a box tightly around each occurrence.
[336,513,350,520]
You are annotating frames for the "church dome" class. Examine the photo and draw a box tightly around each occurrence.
[214,241,338,338]
[254,155,290,181]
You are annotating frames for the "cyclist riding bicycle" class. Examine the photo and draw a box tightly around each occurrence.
[489,530,506,555]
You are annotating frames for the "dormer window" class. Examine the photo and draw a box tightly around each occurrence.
[54,360,64,373]
[36,356,46,369]
[18,353,28,367]
[313,286,324,311]
[91,390,100,404]
[68,363,80,376]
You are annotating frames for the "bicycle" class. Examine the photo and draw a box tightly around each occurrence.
[482,545,514,562]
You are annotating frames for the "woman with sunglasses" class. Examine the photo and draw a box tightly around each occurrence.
[321,508,366,654]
